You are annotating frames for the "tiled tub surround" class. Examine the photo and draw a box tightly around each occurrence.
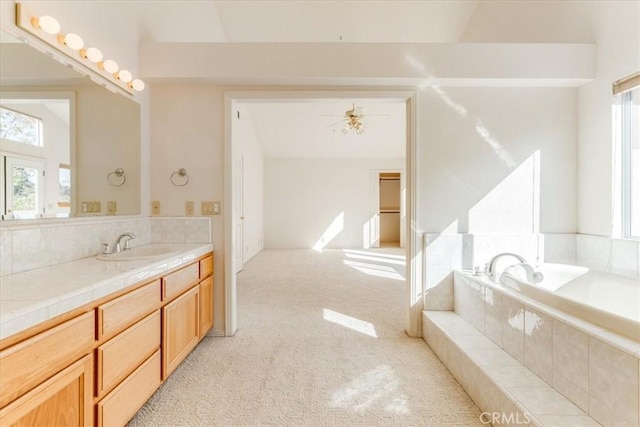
[423,233,639,312]
[500,264,639,341]
[0,242,214,340]
[424,312,601,427]
[577,235,640,279]
[0,216,212,276]
[423,233,575,311]
[444,270,640,426]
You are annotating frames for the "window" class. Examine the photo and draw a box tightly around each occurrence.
[614,74,640,239]
[0,107,43,147]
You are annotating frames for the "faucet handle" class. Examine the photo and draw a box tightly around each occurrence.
[123,239,132,251]
[102,243,112,255]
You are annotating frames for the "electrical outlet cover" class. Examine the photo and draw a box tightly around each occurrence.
[186,201,194,215]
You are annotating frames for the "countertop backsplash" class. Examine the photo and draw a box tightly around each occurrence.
[0,216,212,277]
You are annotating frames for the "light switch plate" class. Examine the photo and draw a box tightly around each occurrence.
[186,201,194,215]
[152,201,161,215]
[213,201,221,215]
[201,201,214,215]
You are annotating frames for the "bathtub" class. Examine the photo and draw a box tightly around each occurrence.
[446,266,640,426]
[500,263,640,341]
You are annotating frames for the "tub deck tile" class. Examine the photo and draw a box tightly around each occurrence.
[424,311,603,427]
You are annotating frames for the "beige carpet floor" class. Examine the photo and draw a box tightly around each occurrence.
[129,248,483,426]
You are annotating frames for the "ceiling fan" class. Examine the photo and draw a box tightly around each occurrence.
[322,103,389,135]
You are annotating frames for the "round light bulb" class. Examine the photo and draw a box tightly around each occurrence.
[81,47,103,63]
[63,33,84,50]
[32,15,61,35]
[130,79,145,91]
[100,59,119,74]
[116,69,133,83]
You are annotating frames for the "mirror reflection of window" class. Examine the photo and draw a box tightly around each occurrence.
[58,163,71,214]
[4,156,44,219]
[0,98,71,219]
[0,107,43,146]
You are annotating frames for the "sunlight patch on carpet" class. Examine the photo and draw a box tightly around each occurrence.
[322,308,378,338]
[329,365,410,415]
[343,260,405,281]
[343,252,406,266]
[343,248,405,261]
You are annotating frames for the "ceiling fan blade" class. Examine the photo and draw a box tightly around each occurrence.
[326,119,347,128]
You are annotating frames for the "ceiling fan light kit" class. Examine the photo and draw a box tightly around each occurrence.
[342,103,366,135]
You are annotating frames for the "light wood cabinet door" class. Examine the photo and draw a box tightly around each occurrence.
[199,276,214,338]
[0,311,94,408]
[162,285,199,379]
[0,355,93,427]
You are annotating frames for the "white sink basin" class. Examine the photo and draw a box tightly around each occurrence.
[97,245,178,261]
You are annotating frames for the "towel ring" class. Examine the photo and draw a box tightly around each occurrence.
[170,168,189,186]
[107,168,126,186]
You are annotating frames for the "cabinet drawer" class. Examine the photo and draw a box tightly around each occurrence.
[0,311,94,409]
[162,263,199,301]
[96,351,161,427]
[96,311,160,397]
[0,354,93,427]
[199,255,213,278]
[97,279,160,340]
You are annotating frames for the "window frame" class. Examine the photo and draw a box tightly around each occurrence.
[615,85,639,240]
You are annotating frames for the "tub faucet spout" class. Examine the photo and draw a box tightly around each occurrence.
[487,252,526,281]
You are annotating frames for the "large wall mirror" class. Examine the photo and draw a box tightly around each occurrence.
[0,28,140,220]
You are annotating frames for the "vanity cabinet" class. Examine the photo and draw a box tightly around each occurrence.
[0,251,214,427]
[0,311,95,427]
[0,355,94,427]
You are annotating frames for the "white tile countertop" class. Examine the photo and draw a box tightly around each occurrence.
[0,243,214,341]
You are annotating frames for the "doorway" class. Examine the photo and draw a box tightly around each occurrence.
[379,172,401,248]
[224,90,420,338]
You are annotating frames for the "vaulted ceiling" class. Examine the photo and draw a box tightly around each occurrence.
[19,0,599,45]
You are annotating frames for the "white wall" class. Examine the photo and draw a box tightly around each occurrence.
[577,2,640,236]
[234,105,264,262]
[417,87,577,235]
[150,85,225,331]
[264,157,404,249]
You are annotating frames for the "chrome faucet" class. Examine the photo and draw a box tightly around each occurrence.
[487,252,526,281]
[113,232,136,253]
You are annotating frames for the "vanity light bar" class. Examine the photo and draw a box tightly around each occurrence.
[16,3,145,95]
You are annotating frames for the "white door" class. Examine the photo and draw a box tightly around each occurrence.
[4,156,45,219]
[234,154,244,273]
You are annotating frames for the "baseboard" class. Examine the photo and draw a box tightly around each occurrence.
[206,329,225,337]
